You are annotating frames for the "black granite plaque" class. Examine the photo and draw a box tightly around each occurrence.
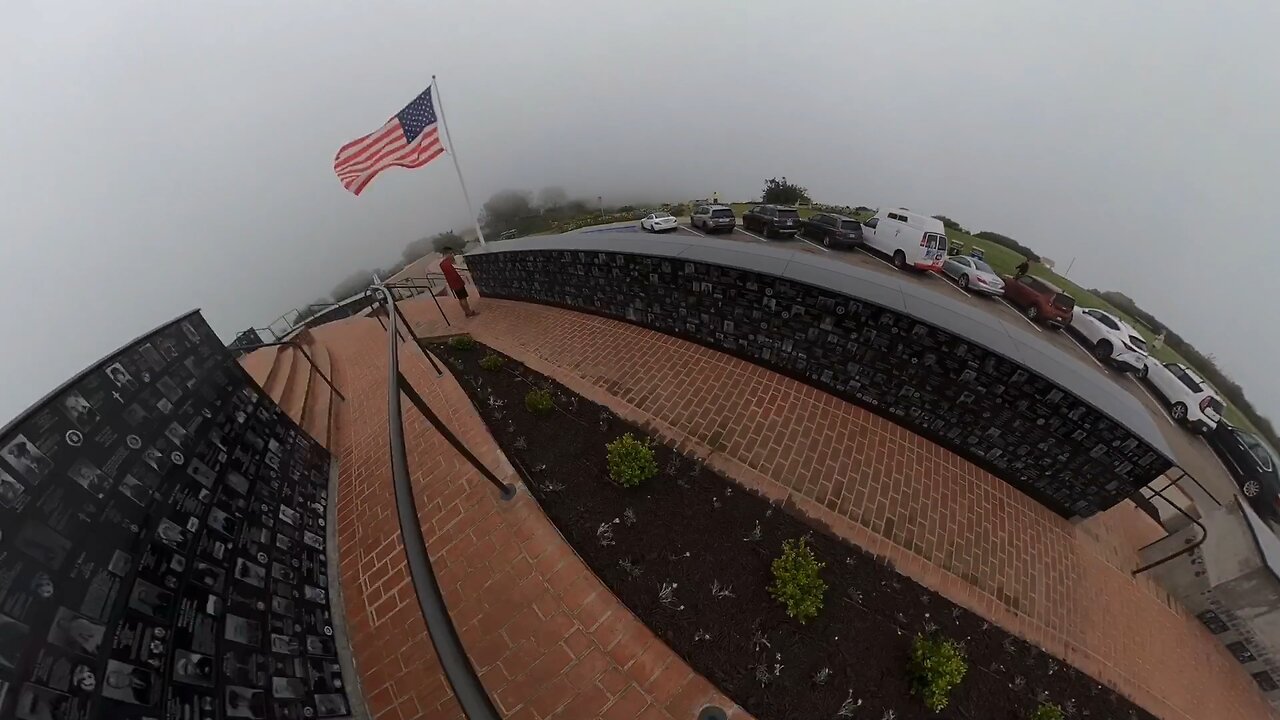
[0,312,349,719]
[468,248,1173,518]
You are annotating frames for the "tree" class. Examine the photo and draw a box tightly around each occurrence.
[762,177,811,205]
[536,186,568,210]
[480,189,534,234]
[431,230,463,252]
[973,231,1041,262]
[932,215,968,234]
[330,270,375,301]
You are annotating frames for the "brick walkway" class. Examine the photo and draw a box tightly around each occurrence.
[386,289,1274,720]
[315,316,749,720]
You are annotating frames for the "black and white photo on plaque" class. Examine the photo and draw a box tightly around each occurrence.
[137,343,164,372]
[104,362,138,392]
[116,474,152,506]
[270,633,299,655]
[0,467,27,508]
[67,459,112,499]
[127,579,174,622]
[156,377,182,405]
[2,434,52,485]
[234,558,267,589]
[14,522,71,571]
[154,518,189,551]
[187,457,217,488]
[0,611,30,671]
[172,648,216,687]
[100,659,159,705]
[46,607,105,659]
[165,421,190,448]
[192,560,226,593]
[57,391,100,430]
[14,682,79,720]
[225,685,268,719]
[224,615,263,646]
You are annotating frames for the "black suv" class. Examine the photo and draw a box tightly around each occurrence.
[1205,422,1280,521]
[800,213,864,248]
[742,205,802,238]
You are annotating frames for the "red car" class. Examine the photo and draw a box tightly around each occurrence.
[1001,275,1075,330]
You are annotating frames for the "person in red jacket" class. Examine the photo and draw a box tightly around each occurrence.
[439,248,476,318]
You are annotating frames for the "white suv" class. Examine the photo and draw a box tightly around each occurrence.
[1143,361,1225,434]
[1070,307,1150,375]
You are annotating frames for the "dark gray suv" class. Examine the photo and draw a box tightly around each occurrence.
[690,204,736,234]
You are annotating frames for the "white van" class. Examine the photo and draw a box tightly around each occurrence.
[862,209,948,271]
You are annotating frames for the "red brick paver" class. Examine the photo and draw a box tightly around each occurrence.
[385,291,1275,720]
[313,317,748,720]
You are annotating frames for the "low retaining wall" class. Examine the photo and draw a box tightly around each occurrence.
[467,234,1175,519]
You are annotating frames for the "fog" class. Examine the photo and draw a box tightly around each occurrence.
[1,2,1276,423]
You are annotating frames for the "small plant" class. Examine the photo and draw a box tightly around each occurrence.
[478,353,504,371]
[768,538,826,623]
[605,434,657,488]
[1030,703,1065,720]
[622,507,637,526]
[812,667,831,685]
[524,388,554,415]
[596,521,615,547]
[908,633,969,713]
[446,335,476,350]
[710,580,735,599]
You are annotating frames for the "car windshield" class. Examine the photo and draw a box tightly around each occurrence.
[654,212,672,219]
[711,209,734,218]
[971,259,994,273]
[838,219,861,230]
[1127,334,1148,353]
[777,209,800,219]
[1239,432,1275,471]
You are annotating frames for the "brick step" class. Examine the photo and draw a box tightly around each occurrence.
[240,346,279,390]
[261,344,295,407]
[277,344,312,426]
[301,343,334,447]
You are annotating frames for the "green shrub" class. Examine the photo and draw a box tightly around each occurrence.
[1030,703,1064,720]
[524,389,554,414]
[768,538,826,623]
[605,433,657,488]
[478,353,504,371]
[908,633,968,712]
[447,335,476,351]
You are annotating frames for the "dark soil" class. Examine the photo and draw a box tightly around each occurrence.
[433,341,1157,720]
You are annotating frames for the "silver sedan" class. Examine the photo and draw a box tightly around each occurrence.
[941,255,1005,295]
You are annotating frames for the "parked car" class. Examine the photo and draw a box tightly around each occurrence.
[1204,422,1280,521]
[690,204,736,234]
[1000,275,1075,329]
[742,205,803,238]
[1143,361,1225,433]
[639,211,678,233]
[800,213,863,248]
[940,255,1004,296]
[1069,307,1150,374]
[861,208,948,271]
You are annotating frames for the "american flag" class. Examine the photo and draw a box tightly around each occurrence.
[334,86,444,195]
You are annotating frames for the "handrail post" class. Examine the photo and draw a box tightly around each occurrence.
[1133,470,1209,575]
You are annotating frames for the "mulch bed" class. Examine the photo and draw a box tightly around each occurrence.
[433,340,1156,720]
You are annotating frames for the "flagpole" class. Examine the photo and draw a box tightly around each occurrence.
[432,75,486,247]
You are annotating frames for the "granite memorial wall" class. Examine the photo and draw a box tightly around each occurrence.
[0,312,350,719]
[468,248,1174,518]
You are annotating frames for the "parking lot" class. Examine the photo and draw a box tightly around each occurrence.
[625,219,1244,521]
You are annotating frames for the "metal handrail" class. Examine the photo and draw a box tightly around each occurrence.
[232,340,345,402]
[1132,467,1211,575]
[368,282,507,719]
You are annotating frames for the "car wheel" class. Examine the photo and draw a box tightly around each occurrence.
[959,274,970,289]
[893,250,907,269]
[1171,402,1188,421]
[1243,479,1262,498]
[1024,305,1038,320]
[1139,364,1149,379]
[764,224,774,239]
[823,236,831,247]
[1093,340,1112,360]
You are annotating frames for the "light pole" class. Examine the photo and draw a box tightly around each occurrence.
[597,195,604,219]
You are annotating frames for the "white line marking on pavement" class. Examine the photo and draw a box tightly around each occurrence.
[680,225,705,237]
[857,246,900,271]
[935,273,972,298]
[1064,332,1106,368]
[1131,376,1177,426]
[738,228,767,242]
[1000,299,1044,332]
[797,236,831,253]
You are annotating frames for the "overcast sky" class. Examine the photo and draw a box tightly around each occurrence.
[1,1,1276,422]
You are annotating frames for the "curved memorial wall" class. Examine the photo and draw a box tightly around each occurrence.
[467,234,1176,519]
[0,311,350,719]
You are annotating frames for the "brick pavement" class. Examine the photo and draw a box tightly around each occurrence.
[384,291,1275,720]
[314,316,749,720]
